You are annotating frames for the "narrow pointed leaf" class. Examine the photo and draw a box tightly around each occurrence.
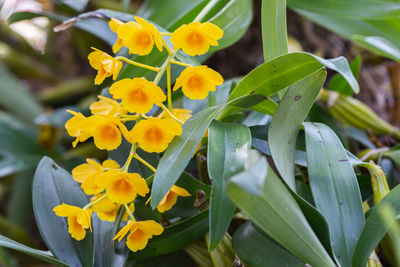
[0,235,69,267]
[262,0,288,61]
[207,121,251,250]
[227,157,336,267]
[304,122,365,266]
[353,184,400,267]
[269,69,326,190]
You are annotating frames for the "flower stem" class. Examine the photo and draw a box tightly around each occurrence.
[114,56,160,72]
[153,52,176,85]
[160,103,184,124]
[122,143,137,172]
[124,203,136,221]
[193,0,219,22]
[83,194,107,210]
[167,65,172,110]
[161,37,173,55]
[170,59,192,67]
[134,154,157,173]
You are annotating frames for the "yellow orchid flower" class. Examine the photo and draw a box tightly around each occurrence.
[157,185,191,213]
[87,48,122,85]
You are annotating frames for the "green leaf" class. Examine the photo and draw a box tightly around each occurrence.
[353,35,400,61]
[0,235,68,267]
[261,0,288,61]
[352,184,400,267]
[150,94,266,208]
[0,63,43,122]
[131,210,209,260]
[269,69,326,190]
[33,157,94,267]
[304,122,365,266]
[292,9,400,62]
[92,215,128,267]
[228,52,358,102]
[288,0,400,19]
[226,157,336,267]
[328,56,361,95]
[207,121,251,250]
[52,0,88,12]
[232,221,305,267]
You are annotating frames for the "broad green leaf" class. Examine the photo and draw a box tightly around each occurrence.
[269,69,326,190]
[92,215,128,267]
[226,157,335,267]
[288,0,400,19]
[353,184,400,267]
[261,0,288,61]
[228,52,358,102]
[131,210,209,260]
[150,94,266,208]
[207,121,251,250]
[304,122,365,266]
[33,157,94,267]
[0,235,68,267]
[0,63,43,122]
[232,221,305,267]
[328,56,361,95]
[293,9,400,62]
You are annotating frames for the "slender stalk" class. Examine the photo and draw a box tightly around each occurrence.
[161,38,173,55]
[114,56,160,72]
[193,0,219,22]
[124,204,136,221]
[160,103,185,124]
[170,59,192,67]
[153,53,176,85]
[160,32,173,36]
[134,154,157,173]
[122,143,137,172]
[83,194,107,210]
[167,65,172,109]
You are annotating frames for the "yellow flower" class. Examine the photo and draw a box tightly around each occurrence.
[88,48,122,85]
[159,108,192,122]
[113,220,163,252]
[109,78,166,114]
[90,96,127,117]
[173,65,223,100]
[90,115,123,151]
[116,16,163,55]
[109,18,125,53]
[129,118,182,153]
[157,185,191,213]
[96,169,149,204]
[72,159,120,195]
[53,204,93,241]
[90,194,121,222]
[65,110,98,148]
[171,22,223,56]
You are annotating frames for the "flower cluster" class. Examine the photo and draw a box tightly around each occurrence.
[54,16,223,253]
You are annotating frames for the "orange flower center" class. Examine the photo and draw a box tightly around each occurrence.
[69,215,83,231]
[112,177,133,195]
[130,228,147,243]
[186,31,204,47]
[129,88,148,104]
[99,124,118,141]
[144,127,164,144]
[187,74,205,91]
[135,31,152,47]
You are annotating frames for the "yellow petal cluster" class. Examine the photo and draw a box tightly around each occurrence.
[171,22,223,56]
[111,16,163,55]
[113,220,163,252]
[109,78,166,114]
[96,169,149,204]
[88,48,122,85]
[173,66,224,99]
[53,204,93,241]
[129,117,182,153]
[157,185,191,213]
[61,16,224,252]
